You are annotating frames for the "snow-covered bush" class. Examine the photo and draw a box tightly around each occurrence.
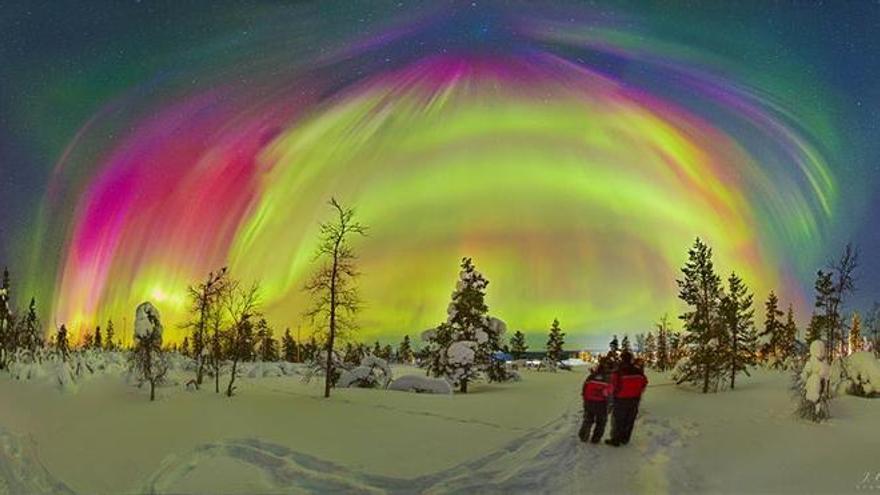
[795,340,831,422]
[388,375,453,394]
[301,350,345,386]
[337,355,393,389]
[246,362,284,378]
[844,351,880,397]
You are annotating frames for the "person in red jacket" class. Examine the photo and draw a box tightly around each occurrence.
[578,357,613,443]
[606,350,648,446]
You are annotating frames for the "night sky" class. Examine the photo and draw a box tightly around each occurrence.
[1,1,879,347]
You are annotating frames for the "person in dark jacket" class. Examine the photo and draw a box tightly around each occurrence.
[578,357,613,443]
[606,350,648,446]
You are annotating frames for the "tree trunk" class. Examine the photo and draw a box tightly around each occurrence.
[215,361,220,393]
[324,242,341,399]
[702,364,710,394]
[150,379,156,401]
[227,359,237,397]
[460,378,468,394]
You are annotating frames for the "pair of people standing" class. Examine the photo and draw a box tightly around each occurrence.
[578,351,647,446]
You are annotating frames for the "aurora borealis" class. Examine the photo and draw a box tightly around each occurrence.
[2,2,879,346]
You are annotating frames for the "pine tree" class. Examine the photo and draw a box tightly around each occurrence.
[782,305,798,360]
[81,331,94,350]
[105,319,116,351]
[382,344,394,362]
[130,306,167,402]
[423,257,503,393]
[644,331,657,367]
[805,313,823,345]
[180,336,190,357]
[656,314,671,371]
[18,298,42,353]
[56,324,70,361]
[674,238,725,393]
[546,318,566,363]
[621,334,631,354]
[94,326,103,350]
[634,333,646,355]
[759,291,785,367]
[397,335,414,364]
[849,312,863,354]
[281,328,297,362]
[719,272,755,389]
[509,330,528,360]
[255,318,278,361]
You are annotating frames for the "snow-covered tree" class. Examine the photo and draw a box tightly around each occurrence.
[719,272,756,389]
[546,318,566,364]
[509,330,528,360]
[130,302,168,401]
[0,267,12,369]
[608,335,620,360]
[55,324,70,361]
[849,312,863,354]
[397,335,414,364]
[422,257,506,392]
[674,238,725,393]
[794,340,831,422]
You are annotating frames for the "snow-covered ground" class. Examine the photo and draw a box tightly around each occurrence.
[1,364,878,494]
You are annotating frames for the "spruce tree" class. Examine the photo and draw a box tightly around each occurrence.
[656,314,671,371]
[644,332,657,368]
[281,328,297,362]
[181,336,191,357]
[674,238,725,393]
[759,291,785,367]
[105,319,116,351]
[621,334,631,354]
[56,324,70,361]
[720,272,755,389]
[19,298,42,353]
[546,318,566,363]
[806,313,823,345]
[423,257,502,392]
[94,326,103,350]
[849,312,863,354]
[509,330,528,360]
[255,318,278,361]
[397,335,414,364]
[634,333,646,355]
[782,305,798,360]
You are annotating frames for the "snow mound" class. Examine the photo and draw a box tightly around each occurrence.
[247,362,284,378]
[338,356,392,388]
[846,351,880,397]
[388,375,453,394]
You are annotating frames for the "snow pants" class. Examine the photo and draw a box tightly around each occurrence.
[578,400,608,443]
[611,397,640,444]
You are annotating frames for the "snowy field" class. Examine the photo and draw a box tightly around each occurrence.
[1,365,878,494]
